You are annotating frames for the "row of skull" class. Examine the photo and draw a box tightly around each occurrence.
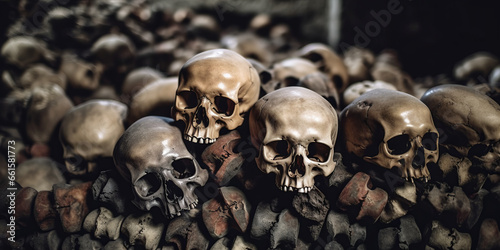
[56,49,500,219]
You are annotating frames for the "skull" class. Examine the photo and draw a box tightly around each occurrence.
[342,46,375,84]
[249,87,338,193]
[342,80,397,107]
[339,89,439,182]
[1,36,55,70]
[421,85,500,192]
[113,116,209,218]
[90,34,136,76]
[60,100,127,176]
[298,43,349,93]
[173,49,260,144]
[60,53,103,91]
[264,58,319,94]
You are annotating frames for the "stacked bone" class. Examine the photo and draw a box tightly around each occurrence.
[1,0,500,249]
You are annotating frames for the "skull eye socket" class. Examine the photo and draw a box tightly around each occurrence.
[468,143,491,158]
[283,76,299,87]
[172,158,197,179]
[178,91,198,109]
[267,140,291,160]
[422,132,438,151]
[387,134,411,155]
[307,142,331,162]
[214,96,235,116]
[135,172,161,197]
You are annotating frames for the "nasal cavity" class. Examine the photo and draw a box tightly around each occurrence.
[194,106,209,128]
[165,180,184,202]
[289,155,306,177]
[412,146,425,169]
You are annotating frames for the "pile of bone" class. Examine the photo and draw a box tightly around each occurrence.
[1,0,500,249]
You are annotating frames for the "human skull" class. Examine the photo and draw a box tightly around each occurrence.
[343,80,397,107]
[1,36,55,70]
[90,34,136,75]
[421,85,500,190]
[113,116,209,218]
[173,49,260,144]
[263,58,319,94]
[339,89,439,182]
[60,100,127,176]
[60,53,103,91]
[343,46,375,84]
[298,43,349,93]
[249,87,338,193]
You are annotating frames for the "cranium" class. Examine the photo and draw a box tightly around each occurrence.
[19,64,67,90]
[90,33,136,76]
[298,43,349,93]
[1,36,55,70]
[113,116,209,218]
[421,85,500,193]
[59,100,127,176]
[173,49,260,144]
[221,32,272,66]
[342,46,375,84]
[342,80,397,107]
[454,52,499,83]
[121,67,164,104]
[339,89,439,182]
[263,57,319,94]
[60,53,103,91]
[249,87,338,193]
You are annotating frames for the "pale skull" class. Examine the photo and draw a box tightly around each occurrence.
[173,49,260,144]
[343,80,397,107]
[60,100,127,176]
[421,85,500,191]
[90,34,136,75]
[60,53,103,91]
[249,87,338,193]
[113,116,209,218]
[1,36,55,70]
[340,89,439,181]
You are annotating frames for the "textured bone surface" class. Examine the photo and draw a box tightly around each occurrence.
[202,186,251,238]
[53,181,93,233]
[326,209,366,249]
[91,170,134,214]
[114,116,208,218]
[121,212,164,250]
[343,46,375,84]
[34,191,57,231]
[173,49,260,143]
[340,88,438,182]
[60,100,126,176]
[60,53,103,91]
[343,80,397,107]
[83,207,124,240]
[292,187,329,241]
[421,84,500,194]
[15,187,38,228]
[426,220,471,249]
[250,87,338,192]
[378,215,421,250]
[264,57,319,94]
[164,209,210,250]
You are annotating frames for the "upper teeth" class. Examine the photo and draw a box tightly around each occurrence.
[184,135,216,144]
[280,185,312,193]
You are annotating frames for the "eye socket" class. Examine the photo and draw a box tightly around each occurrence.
[177,91,198,109]
[214,96,235,116]
[307,142,331,162]
[283,76,299,87]
[266,140,291,160]
[135,172,161,197]
[260,71,272,84]
[172,158,197,179]
[468,143,491,158]
[422,132,438,151]
[387,134,411,155]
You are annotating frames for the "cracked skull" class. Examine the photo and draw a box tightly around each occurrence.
[173,49,260,144]
[113,116,209,218]
[339,89,439,182]
[249,87,338,193]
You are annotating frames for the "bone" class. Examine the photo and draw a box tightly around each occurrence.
[53,181,93,233]
[337,172,388,222]
[103,238,128,250]
[425,220,471,249]
[326,209,366,249]
[202,186,251,239]
[342,46,375,84]
[126,77,177,125]
[121,212,165,250]
[250,200,280,241]
[454,52,499,83]
[15,187,38,228]
[25,230,62,250]
[378,215,421,250]
[61,233,104,250]
[16,157,65,191]
[164,209,210,250]
[34,190,57,231]
[83,207,125,241]
[342,80,397,107]
[292,187,329,241]
[19,64,67,90]
[1,36,55,70]
[421,182,471,228]
[121,67,163,104]
[91,170,135,214]
[201,130,245,186]
[270,209,300,249]
[477,218,500,250]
